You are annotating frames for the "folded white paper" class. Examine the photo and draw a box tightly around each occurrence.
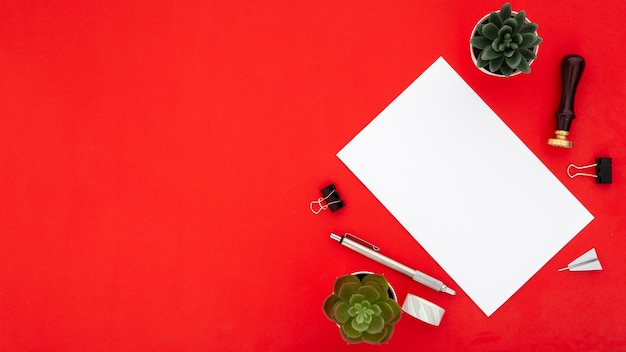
[337,57,593,316]
[559,248,602,271]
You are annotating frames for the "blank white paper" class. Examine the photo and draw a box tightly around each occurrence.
[337,57,593,316]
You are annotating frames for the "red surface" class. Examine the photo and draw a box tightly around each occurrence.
[1,1,625,351]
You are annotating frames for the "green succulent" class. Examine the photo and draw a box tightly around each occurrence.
[470,3,543,77]
[322,274,402,344]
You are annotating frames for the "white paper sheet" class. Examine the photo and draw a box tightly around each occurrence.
[337,57,593,316]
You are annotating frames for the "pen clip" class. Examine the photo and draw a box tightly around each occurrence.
[344,233,380,252]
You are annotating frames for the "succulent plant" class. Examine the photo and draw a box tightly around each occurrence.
[322,273,402,344]
[470,2,543,77]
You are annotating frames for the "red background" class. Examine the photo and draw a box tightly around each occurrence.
[2,1,625,351]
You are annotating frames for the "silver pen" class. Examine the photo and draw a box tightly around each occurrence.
[330,233,456,295]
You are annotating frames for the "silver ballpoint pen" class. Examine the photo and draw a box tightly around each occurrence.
[330,233,456,295]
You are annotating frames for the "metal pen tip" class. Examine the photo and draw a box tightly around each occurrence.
[330,233,342,242]
[443,286,456,295]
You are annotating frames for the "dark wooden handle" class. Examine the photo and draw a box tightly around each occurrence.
[556,55,585,131]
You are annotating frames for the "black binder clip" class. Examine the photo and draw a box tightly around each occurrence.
[567,158,612,184]
[309,184,345,214]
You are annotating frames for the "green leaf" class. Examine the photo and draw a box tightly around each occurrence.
[482,22,499,40]
[476,54,489,68]
[334,274,361,286]
[351,316,370,332]
[355,312,366,325]
[369,283,388,300]
[501,64,513,77]
[377,301,394,323]
[503,18,518,32]
[322,294,341,320]
[348,303,361,317]
[518,23,538,34]
[489,55,505,72]
[362,311,374,323]
[498,25,513,38]
[378,325,394,344]
[517,58,531,73]
[334,275,360,296]
[518,47,536,60]
[505,50,522,69]
[358,285,381,303]
[339,328,362,344]
[492,37,501,51]
[370,304,382,316]
[361,275,389,292]
[514,10,526,29]
[361,327,387,344]
[520,33,539,48]
[499,2,511,20]
[385,300,402,324]
[470,36,492,49]
[377,300,401,324]
[488,12,503,27]
[349,293,365,305]
[475,23,484,36]
[366,315,385,334]
[336,282,360,301]
[341,318,362,338]
[503,48,515,57]
[481,46,502,60]
[513,33,523,44]
[333,301,351,324]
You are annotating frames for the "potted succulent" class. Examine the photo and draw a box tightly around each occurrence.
[470,3,542,77]
[322,272,402,344]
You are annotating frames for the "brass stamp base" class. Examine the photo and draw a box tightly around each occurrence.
[548,130,573,148]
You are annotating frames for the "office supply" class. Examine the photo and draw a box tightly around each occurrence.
[558,248,602,271]
[329,233,456,295]
[567,158,612,184]
[402,293,445,326]
[548,54,586,148]
[309,183,344,214]
[336,56,593,316]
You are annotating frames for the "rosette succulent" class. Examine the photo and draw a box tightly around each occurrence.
[470,2,542,77]
[322,273,401,344]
